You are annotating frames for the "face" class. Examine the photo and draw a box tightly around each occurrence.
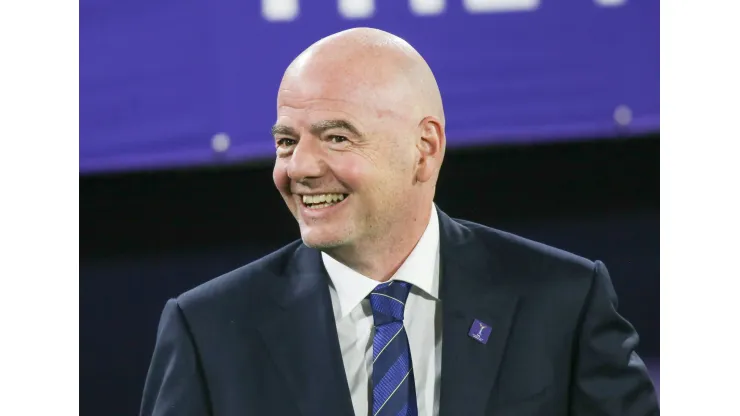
[272,65,422,251]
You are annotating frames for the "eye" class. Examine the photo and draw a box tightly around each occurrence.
[328,135,348,144]
[276,138,296,148]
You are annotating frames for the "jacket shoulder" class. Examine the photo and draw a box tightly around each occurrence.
[454,217,597,280]
[174,240,303,316]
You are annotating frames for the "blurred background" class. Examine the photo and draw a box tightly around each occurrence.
[80,0,659,414]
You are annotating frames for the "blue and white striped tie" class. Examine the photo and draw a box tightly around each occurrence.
[368,280,418,416]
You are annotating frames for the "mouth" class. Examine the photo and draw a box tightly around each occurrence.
[299,193,349,210]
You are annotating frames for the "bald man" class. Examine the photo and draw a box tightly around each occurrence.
[140,28,659,416]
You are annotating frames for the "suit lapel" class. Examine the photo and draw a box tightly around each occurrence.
[437,210,521,416]
[258,245,354,416]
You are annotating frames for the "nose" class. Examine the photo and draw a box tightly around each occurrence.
[286,136,325,182]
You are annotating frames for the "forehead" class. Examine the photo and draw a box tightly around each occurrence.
[279,75,372,115]
[276,65,408,130]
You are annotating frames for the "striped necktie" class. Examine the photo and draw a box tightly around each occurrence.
[367,280,418,416]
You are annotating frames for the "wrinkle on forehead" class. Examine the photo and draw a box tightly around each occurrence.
[277,81,410,134]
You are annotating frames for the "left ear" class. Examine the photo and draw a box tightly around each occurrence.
[415,116,446,183]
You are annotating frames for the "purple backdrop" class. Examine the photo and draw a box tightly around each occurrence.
[80,0,659,174]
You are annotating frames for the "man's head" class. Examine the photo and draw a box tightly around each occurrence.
[272,28,446,252]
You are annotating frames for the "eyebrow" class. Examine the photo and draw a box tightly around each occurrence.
[271,119,363,138]
[271,124,299,137]
[309,120,362,138]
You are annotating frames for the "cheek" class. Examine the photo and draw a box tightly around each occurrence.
[332,152,401,202]
[272,161,290,193]
[330,154,371,190]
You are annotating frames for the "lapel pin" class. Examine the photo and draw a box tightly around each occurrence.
[468,319,492,344]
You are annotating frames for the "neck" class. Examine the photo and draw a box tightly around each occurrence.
[325,204,433,282]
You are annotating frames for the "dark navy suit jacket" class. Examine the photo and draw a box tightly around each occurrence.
[140,209,659,415]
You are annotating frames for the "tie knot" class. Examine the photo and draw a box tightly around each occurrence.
[368,280,412,326]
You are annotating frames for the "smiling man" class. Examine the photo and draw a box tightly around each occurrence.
[140,28,659,416]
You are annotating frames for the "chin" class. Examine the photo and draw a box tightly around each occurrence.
[300,228,349,250]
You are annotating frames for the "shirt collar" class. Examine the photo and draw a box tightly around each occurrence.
[322,204,440,319]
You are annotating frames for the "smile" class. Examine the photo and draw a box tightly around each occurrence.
[301,193,348,209]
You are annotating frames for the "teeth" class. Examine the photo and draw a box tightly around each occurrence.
[302,193,346,206]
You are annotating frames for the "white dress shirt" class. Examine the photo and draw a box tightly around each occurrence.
[323,204,442,416]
